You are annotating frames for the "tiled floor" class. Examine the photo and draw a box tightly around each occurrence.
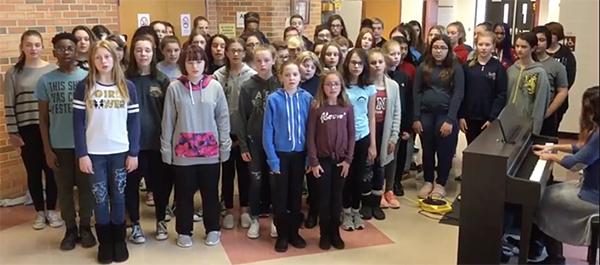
[0,136,593,264]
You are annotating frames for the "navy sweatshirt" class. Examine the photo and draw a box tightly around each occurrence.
[413,63,465,123]
[459,58,507,122]
[388,69,413,132]
[301,75,320,97]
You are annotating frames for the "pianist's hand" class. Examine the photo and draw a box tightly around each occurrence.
[440,122,453,137]
[459,119,468,133]
[532,144,554,154]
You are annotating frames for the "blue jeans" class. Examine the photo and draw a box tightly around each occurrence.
[420,113,458,186]
[88,152,127,225]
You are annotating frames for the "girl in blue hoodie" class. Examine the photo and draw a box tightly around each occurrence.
[263,61,313,253]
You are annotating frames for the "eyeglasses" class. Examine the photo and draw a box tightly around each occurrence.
[331,24,343,29]
[325,82,341,87]
[54,47,76,53]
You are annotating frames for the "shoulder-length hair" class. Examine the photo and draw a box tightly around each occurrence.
[314,70,351,108]
[355,28,375,50]
[421,35,455,88]
[86,40,129,102]
[341,48,371,87]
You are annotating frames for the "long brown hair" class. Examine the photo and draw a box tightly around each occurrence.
[314,71,350,108]
[579,86,600,145]
[86,40,129,102]
[421,35,455,88]
[15,30,44,73]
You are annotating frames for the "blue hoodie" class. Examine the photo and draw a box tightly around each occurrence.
[262,88,313,172]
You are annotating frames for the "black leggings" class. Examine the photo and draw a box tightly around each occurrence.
[221,145,250,209]
[316,157,345,226]
[125,150,166,223]
[19,125,57,212]
[271,151,306,239]
[342,135,370,210]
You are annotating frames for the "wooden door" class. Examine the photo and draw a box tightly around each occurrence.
[361,0,402,34]
[118,0,168,42]
[423,0,439,36]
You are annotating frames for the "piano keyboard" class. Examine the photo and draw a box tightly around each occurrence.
[530,143,554,182]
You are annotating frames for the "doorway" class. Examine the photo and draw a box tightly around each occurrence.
[485,0,536,42]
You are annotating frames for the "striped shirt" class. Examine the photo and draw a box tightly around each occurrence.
[2,64,57,133]
[73,80,140,158]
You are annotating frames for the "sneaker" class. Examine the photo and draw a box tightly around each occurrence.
[223,214,235,229]
[240,213,252,229]
[352,209,365,230]
[431,183,446,199]
[274,237,288,252]
[177,234,192,248]
[156,221,168,241]
[341,212,354,231]
[205,231,221,246]
[46,210,64,228]
[270,219,277,238]
[418,182,434,199]
[60,226,79,250]
[457,194,462,201]
[129,224,146,244]
[165,206,174,222]
[193,209,203,222]
[33,211,47,230]
[380,195,390,209]
[247,219,260,239]
[145,192,155,206]
[384,191,401,209]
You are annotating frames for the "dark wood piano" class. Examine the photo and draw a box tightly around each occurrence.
[457,104,559,264]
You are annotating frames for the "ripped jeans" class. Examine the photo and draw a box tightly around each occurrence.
[88,152,127,225]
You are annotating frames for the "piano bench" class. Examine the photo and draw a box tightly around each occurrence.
[588,215,599,265]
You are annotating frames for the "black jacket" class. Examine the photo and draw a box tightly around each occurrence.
[388,68,413,132]
[234,74,280,153]
[459,58,507,122]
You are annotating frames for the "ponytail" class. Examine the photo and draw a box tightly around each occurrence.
[15,30,44,73]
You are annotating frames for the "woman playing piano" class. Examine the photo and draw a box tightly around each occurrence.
[531,86,599,264]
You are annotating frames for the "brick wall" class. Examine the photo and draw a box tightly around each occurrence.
[207,0,322,42]
[0,0,119,199]
[0,0,321,199]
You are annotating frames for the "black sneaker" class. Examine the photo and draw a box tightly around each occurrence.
[319,236,331,250]
[80,225,97,248]
[393,182,405,197]
[304,212,317,229]
[274,237,288,252]
[60,226,79,251]
[289,234,306,248]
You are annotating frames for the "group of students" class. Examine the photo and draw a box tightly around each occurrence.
[2,10,597,265]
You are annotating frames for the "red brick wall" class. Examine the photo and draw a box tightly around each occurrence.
[0,0,321,199]
[0,0,119,199]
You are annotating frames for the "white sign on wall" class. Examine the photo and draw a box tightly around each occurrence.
[181,14,191,36]
[236,11,247,28]
[137,13,150,28]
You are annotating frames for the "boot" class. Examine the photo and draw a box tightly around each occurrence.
[371,194,386,220]
[288,213,306,249]
[111,222,129,263]
[359,195,372,220]
[304,209,318,229]
[274,214,289,252]
[60,226,79,251]
[393,174,405,196]
[318,218,331,250]
[543,233,566,264]
[330,220,345,250]
[80,225,97,248]
[95,224,113,264]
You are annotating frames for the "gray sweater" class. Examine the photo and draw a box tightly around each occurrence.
[213,64,256,118]
[3,64,57,133]
[160,77,231,166]
[507,62,551,134]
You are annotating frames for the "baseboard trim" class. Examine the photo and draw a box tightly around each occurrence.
[558,131,578,140]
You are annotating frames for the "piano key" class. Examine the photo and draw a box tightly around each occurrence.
[530,143,554,182]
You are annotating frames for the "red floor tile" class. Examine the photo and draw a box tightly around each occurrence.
[220,217,394,265]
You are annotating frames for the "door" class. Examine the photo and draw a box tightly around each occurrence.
[485,0,536,43]
[362,0,401,32]
[423,0,439,39]
[513,0,535,35]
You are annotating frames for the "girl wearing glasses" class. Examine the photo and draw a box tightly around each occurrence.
[307,71,355,250]
[412,35,464,199]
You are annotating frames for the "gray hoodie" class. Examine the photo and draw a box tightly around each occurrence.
[213,64,256,118]
[160,76,231,166]
[507,62,551,134]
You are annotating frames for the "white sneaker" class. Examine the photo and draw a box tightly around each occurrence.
[270,219,277,238]
[247,219,260,239]
[165,206,174,222]
[46,210,63,228]
[240,213,252,228]
[177,234,193,248]
[129,224,146,244]
[223,214,235,229]
[193,209,203,222]
[156,221,168,241]
[205,231,221,246]
[32,211,46,230]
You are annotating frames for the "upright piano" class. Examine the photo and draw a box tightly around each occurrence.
[457,104,559,264]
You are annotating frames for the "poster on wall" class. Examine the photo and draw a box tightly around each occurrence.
[219,24,236,39]
[565,36,576,51]
[137,13,150,28]
[181,14,191,36]
[236,12,247,28]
